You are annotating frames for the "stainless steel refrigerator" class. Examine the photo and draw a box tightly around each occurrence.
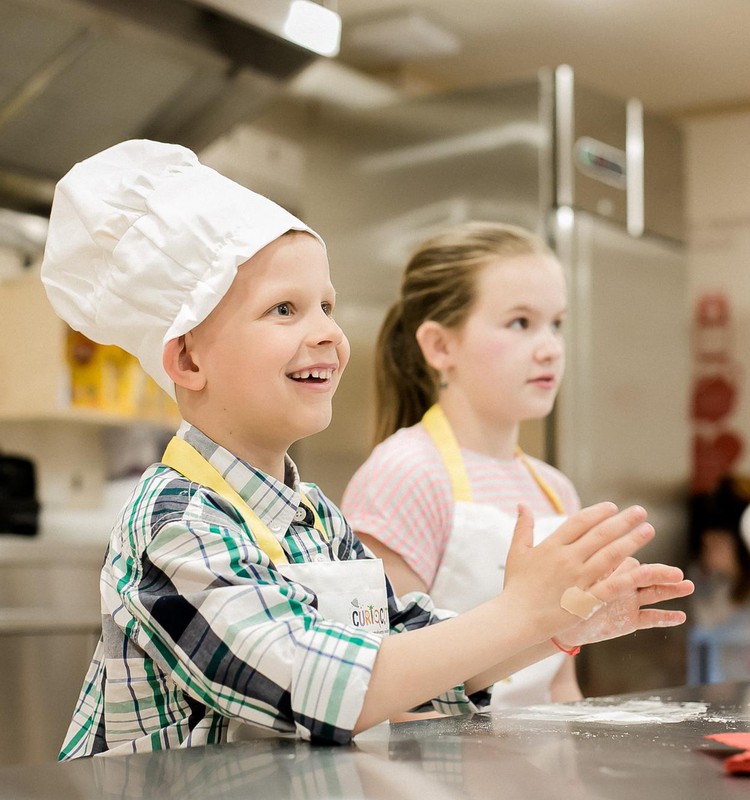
[298,66,690,694]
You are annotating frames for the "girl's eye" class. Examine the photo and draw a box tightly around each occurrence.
[508,317,529,330]
[552,318,564,333]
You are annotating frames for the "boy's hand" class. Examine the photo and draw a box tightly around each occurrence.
[502,502,676,640]
[556,557,694,647]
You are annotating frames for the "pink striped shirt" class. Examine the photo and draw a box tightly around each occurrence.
[341,422,580,587]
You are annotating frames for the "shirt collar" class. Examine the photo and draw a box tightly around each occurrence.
[177,421,303,537]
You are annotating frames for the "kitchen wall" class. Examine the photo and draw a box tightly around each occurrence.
[684,110,750,486]
[569,108,750,699]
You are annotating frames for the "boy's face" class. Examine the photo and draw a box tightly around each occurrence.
[185,232,350,467]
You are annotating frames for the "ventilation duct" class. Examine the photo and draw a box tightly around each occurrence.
[0,0,340,213]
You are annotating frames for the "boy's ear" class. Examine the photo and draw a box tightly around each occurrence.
[163,334,207,391]
[415,320,454,372]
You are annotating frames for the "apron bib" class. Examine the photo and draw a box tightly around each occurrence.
[277,560,389,636]
[161,437,389,635]
[421,405,568,709]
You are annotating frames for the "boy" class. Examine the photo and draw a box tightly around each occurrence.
[41,140,693,759]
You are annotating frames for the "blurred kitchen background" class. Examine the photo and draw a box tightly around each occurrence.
[2,0,750,765]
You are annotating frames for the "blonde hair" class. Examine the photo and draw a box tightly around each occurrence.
[373,221,555,445]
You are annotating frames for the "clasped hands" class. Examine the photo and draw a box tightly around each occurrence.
[504,502,694,650]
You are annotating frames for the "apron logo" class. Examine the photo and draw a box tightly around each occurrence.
[350,597,388,628]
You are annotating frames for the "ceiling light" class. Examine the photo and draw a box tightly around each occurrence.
[190,0,341,57]
[284,2,341,57]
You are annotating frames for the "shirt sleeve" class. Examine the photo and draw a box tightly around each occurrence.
[58,637,107,760]
[117,504,382,745]
[341,434,455,587]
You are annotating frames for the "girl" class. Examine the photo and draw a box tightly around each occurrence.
[342,221,584,708]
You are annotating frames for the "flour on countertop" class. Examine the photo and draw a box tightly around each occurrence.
[505,699,711,724]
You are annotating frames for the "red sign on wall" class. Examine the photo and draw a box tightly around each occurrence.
[691,293,743,493]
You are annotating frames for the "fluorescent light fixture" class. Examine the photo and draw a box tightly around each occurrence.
[189,0,341,57]
[284,1,341,57]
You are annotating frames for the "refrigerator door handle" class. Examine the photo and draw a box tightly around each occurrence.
[626,98,645,237]
[554,64,575,208]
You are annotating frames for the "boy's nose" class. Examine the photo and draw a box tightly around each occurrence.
[313,311,345,345]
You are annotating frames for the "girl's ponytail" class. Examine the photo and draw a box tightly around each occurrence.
[373,300,435,445]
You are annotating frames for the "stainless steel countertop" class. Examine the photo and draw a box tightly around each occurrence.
[1,682,749,799]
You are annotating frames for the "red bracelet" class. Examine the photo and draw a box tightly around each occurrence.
[551,637,581,656]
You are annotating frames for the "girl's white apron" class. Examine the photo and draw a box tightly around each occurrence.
[422,405,569,709]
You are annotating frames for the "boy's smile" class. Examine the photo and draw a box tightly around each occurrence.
[178,231,349,478]
[288,365,337,384]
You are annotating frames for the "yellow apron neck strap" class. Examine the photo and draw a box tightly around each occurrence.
[299,495,326,537]
[161,437,293,566]
[515,450,566,515]
[421,404,566,514]
[421,404,473,503]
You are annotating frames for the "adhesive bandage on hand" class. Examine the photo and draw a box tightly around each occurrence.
[560,586,604,620]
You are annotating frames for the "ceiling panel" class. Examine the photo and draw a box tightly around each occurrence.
[335,0,750,116]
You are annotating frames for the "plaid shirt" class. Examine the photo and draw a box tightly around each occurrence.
[60,423,488,760]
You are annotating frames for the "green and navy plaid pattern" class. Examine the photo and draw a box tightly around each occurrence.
[59,424,488,760]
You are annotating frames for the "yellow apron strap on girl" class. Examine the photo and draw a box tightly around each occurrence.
[422,404,566,514]
[421,404,473,503]
[516,450,566,514]
[161,437,289,566]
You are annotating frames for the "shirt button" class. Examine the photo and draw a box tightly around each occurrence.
[270,523,282,532]
[293,507,306,522]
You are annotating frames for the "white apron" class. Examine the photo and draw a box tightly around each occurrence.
[421,405,569,710]
[161,437,389,636]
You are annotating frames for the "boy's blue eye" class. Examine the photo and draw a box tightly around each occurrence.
[274,303,292,317]
[322,302,333,316]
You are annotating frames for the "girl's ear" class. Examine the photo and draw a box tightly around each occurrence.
[163,333,207,391]
[415,320,455,372]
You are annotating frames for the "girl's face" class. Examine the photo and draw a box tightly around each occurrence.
[442,252,567,428]
[186,232,350,466]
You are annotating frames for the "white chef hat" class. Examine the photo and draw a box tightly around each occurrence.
[41,139,323,398]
